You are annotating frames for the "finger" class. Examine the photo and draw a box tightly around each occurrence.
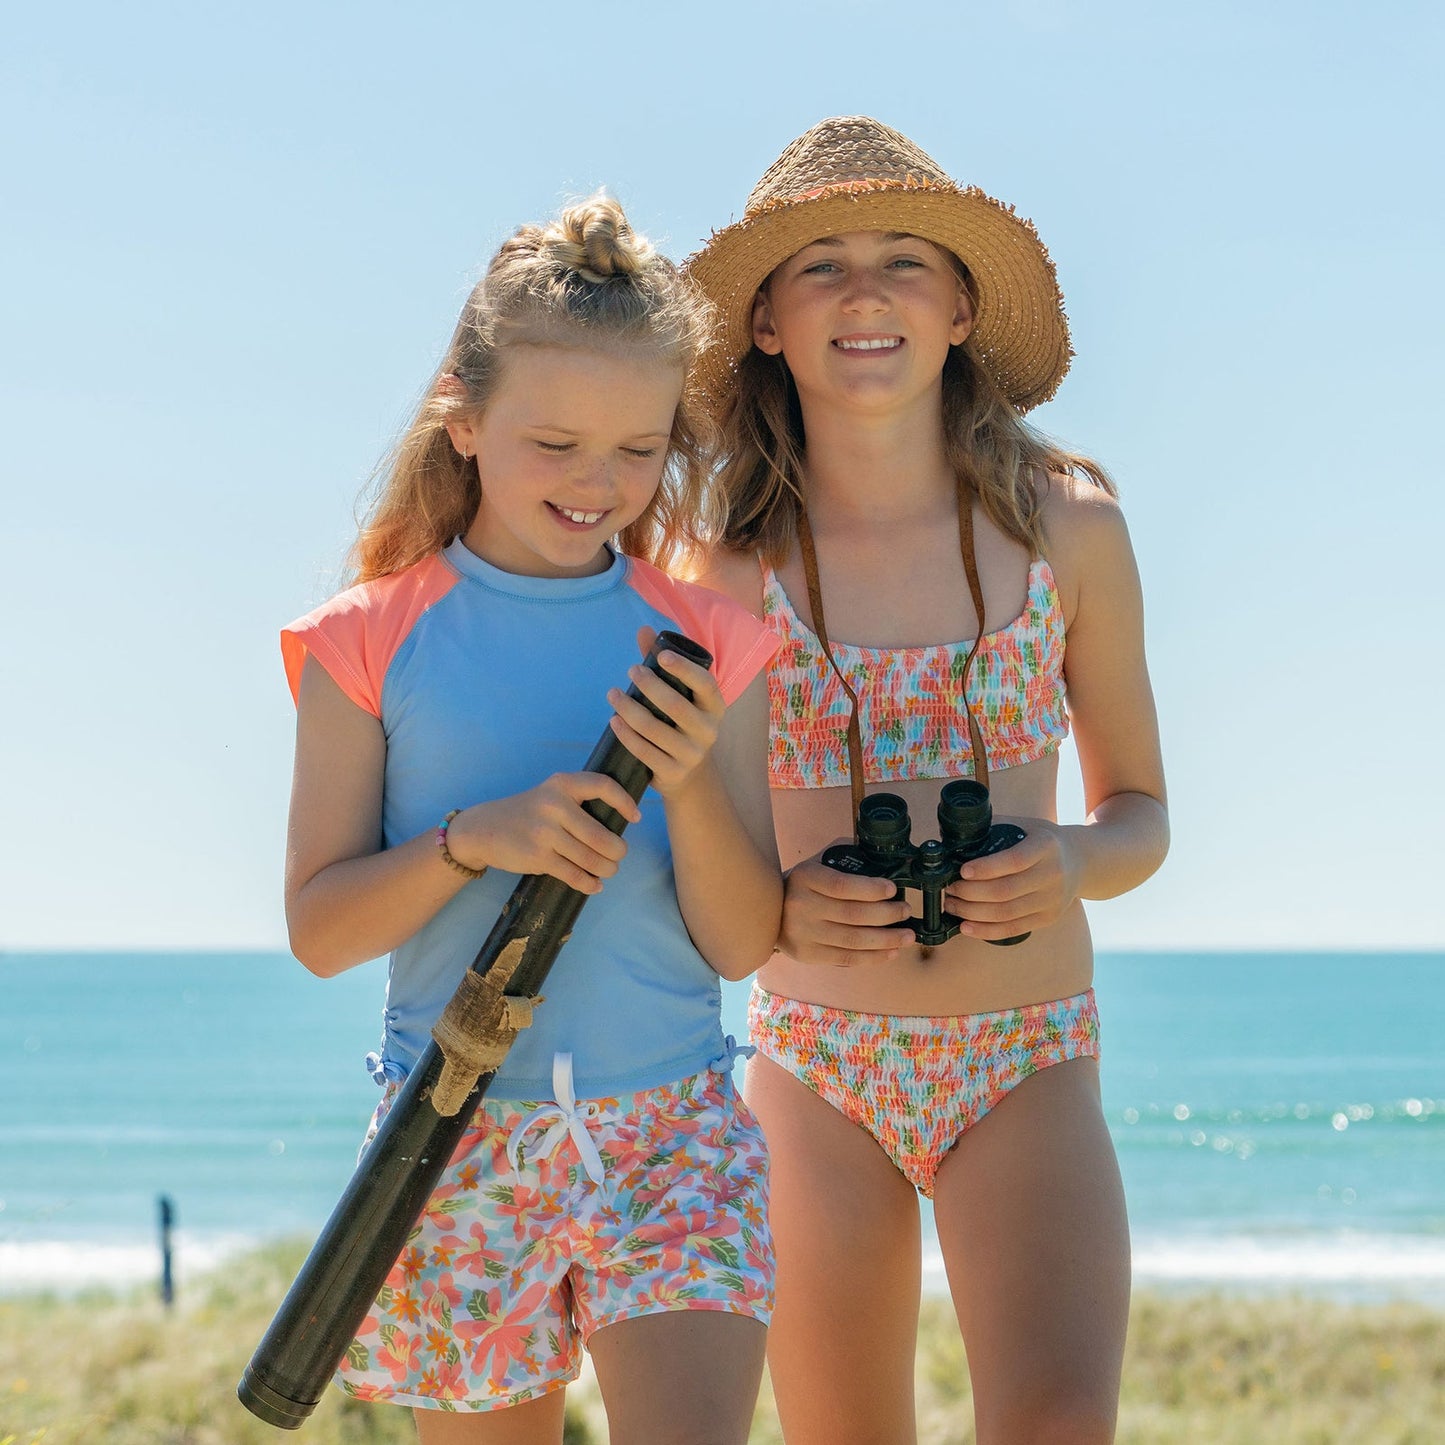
[553,831,626,883]
[818,894,914,928]
[811,920,916,952]
[947,872,1035,907]
[624,662,722,730]
[791,855,901,901]
[636,624,658,660]
[958,850,1036,883]
[654,649,724,712]
[820,946,905,968]
[959,913,1044,942]
[785,940,906,969]
[559,772,643,824]
[609,684,705,751]
[607,714,700,778]
[565,811,630,864]
[954,888,1048,927]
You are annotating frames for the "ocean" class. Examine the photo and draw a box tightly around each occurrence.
[3,950,1442,1305]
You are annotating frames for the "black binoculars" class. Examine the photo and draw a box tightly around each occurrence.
[822,780,1030,948]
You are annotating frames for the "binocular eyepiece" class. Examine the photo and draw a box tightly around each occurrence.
[822,780,1030,948]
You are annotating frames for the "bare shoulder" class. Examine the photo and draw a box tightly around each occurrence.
[692,545,766,619]
[1036,472,1139,620]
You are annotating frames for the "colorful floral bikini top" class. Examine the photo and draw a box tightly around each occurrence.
[761,556,1070,789]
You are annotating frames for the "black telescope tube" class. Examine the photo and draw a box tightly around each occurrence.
[238,630,712,1429]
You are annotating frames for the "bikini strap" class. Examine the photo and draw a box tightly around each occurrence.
[797,478,994,842]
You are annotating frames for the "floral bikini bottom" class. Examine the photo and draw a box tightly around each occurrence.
[748,984,1101,1198]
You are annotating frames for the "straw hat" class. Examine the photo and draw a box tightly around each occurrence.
[687,116,1072,415]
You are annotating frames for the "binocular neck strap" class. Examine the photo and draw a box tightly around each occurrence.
[955,478,993,795]
[797,504,868,831]
[796,477,993,843]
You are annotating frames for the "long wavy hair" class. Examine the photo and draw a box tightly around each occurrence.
[713,262,1115,565]
[351,195,719,583]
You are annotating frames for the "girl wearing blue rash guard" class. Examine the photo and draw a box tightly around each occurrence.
[280,195,781,1443]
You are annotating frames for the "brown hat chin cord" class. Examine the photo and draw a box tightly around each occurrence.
[796,475,993,842]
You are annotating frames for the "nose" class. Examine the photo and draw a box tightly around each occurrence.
[573,454,617,495]
[841,267,888,316]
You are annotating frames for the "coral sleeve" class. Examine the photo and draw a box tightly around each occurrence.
[625,558,780,705]
[279,554,459,718]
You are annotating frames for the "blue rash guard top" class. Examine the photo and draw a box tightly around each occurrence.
[281,538,778,1099]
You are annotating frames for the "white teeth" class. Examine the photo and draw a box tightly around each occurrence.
[836,338,902,351]
[555,506,606,524]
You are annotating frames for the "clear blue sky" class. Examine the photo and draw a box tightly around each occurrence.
[2,2,1440,950]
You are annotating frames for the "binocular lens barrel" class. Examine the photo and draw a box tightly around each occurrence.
[937,779,992,848]
[857,793,912,854]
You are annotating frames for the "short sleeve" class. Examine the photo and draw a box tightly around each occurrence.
[280,554,460,717]
[624,558,780,705]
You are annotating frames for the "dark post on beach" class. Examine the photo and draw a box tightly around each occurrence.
[237,631,712,1431]
[157,1193,175,1308]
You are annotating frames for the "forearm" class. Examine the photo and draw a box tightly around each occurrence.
[287,830,470,977]
[1059,790,1170,901]
[664,762,784,981]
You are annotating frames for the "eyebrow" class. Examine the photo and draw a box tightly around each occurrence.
[805,232,922,248]
[527,425,672,441]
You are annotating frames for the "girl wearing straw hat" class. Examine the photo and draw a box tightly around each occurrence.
[690,117,1168,1442]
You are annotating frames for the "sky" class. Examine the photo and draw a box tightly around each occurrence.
[2,1,1441,952]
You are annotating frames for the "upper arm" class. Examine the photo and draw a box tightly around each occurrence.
[285,655,388,917]
[709,670,779,870]
[1046,485,1167,815]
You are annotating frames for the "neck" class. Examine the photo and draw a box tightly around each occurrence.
[796,392,956,526]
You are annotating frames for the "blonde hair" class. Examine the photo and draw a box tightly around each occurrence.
[351,194,718,583]
[715,263,1115,564]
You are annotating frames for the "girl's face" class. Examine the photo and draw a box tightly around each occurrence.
[448,345,683,578]
[751,230,973,416]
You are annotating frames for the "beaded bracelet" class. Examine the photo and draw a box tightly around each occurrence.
[436,810,487,880]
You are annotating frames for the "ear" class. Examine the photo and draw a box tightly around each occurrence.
[751,290,784,356]
[437,373,479,458]
[950,286,975,347]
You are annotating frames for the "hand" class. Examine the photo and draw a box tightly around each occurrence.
[944,819,1081,940]
[605,628,727,797]
[444,774,642,895]
[778,850,916,967]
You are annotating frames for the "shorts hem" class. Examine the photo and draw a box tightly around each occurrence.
[585,1296,773,1344]
[349,1367,579,1414]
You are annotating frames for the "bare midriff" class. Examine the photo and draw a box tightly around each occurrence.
[761,748,1095,1017]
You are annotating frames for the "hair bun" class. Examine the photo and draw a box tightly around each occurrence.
[546,194,655,283]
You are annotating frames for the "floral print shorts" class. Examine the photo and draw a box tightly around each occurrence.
[337,1059,773,1413]
[749,985,1101,1198]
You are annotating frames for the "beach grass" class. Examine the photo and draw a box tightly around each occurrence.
[1,1241,1441,1443]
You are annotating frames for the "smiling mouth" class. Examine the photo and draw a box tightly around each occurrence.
[549,503,609,526]
[834,337,903,352]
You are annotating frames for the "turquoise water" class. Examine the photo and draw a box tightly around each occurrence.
[3,951,1442,1301]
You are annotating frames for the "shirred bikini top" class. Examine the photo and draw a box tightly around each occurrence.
[762,556,1069,789]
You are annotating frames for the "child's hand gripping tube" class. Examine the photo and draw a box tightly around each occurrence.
[822,780,1031,949]
[237,630,712,1431]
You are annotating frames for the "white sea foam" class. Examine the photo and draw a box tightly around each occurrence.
[0,1232,258,1296]
[923,1230,1445,1305]
[8,1226,1445,1306]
